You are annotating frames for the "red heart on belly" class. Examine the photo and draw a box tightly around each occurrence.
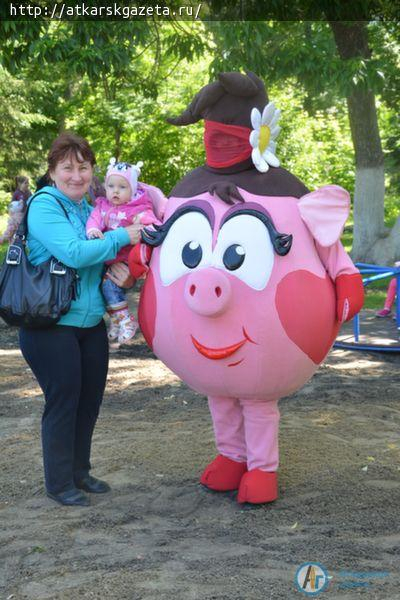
[275,270,339,364]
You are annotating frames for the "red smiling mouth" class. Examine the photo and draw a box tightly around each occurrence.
[191,327,256,361]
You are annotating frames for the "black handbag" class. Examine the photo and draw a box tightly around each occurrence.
[0,191,79,329]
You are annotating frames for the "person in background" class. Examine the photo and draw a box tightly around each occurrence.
[375,262,400,318]
[0,176,30,244]
[12,175,30,204]
[87,173,106,205]
[18,132,141,507]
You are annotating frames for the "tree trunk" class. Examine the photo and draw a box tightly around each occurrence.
[346,84,386,260]
[329,21,395,264]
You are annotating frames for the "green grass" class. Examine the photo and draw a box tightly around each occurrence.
[364,287,387,310]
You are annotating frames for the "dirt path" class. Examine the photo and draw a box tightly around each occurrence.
[0,307,399,600]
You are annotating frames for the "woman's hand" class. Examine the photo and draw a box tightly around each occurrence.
[125,221,142,245]
[106,262,135,289]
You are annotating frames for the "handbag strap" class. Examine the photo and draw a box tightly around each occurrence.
[14,190,71,241]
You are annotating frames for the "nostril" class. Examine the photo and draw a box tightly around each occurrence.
[190,284,196,296]
[215,286,221,298]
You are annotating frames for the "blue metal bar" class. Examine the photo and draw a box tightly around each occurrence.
[353,312,359,342]
[334,341,400,353]
[362,272,397,285]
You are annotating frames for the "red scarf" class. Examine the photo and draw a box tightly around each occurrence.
[204,120,252,168]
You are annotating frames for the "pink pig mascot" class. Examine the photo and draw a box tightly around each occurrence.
[129,72,364,504]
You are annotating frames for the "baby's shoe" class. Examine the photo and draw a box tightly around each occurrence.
[376,308,391,317]
[107,319,120,343]
[118,315,138,345]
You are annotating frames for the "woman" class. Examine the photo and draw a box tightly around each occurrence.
[19,133,140,507]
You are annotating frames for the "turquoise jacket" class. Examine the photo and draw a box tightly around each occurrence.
[27,186,130,328]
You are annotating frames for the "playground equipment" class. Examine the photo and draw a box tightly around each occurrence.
[334,263,400,352]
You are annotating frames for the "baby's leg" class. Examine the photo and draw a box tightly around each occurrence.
[200,396,247,491]
[102,277,129,313]
[102,278,135,344]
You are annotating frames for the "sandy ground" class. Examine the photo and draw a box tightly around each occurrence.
[0,301,400,600]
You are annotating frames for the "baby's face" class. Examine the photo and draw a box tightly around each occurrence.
[105,175,132,205]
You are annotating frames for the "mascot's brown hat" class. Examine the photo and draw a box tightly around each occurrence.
[168,71,309,201]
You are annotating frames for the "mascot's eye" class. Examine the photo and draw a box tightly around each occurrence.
[212,214,274,290]
[223,244,245,271]
[159,211,212,285]
[182,241,203,268]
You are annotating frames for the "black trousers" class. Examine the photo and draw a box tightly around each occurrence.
[19,321,109,494]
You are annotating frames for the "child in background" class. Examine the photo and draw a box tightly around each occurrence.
[86,159,158,346]
[375,262,400,318]
[87,173,106,205]
[12,175,31,204]
[0,176,30,244]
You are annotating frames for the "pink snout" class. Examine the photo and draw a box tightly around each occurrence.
[184,268,232,317]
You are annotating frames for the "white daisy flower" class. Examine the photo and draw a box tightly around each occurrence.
[249,102,281,173]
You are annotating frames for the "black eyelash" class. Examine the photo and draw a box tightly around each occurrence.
[141,206,293,257]
[273,233,293,256]
[141,206,210,247]
[223,208,292,256]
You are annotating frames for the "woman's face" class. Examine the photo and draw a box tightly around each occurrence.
[49,152,93,201]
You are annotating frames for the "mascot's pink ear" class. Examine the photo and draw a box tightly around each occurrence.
[140,182,167,220]
[298,185,350,247]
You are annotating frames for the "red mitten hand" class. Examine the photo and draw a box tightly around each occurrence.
[335,272,364,323]
[128,243,152,280]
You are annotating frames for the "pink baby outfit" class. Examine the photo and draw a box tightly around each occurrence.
[86,187,157,264]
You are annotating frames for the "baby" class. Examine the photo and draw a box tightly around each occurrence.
[86,159,158,347]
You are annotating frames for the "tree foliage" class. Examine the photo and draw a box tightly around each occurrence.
[0,18,398,260]
[207,19,400,261]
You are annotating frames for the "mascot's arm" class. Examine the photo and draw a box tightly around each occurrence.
[298,185,364,323]
[128,242,152,280]
[316,241,364,323]
[335,272,364,323]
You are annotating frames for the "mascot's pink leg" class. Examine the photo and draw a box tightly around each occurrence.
[200,396,247,491]
[237,399,280,504]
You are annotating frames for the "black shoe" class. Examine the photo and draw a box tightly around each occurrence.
[75,475,111,494]
[47,488,90,507]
